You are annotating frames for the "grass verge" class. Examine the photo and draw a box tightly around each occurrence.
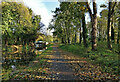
[59,42,119,75]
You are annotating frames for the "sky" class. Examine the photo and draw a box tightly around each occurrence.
[23,0,106,35]
[23,0,60,35]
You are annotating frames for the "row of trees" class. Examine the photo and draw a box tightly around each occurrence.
[1,1,44,50]
[49,1,120,51]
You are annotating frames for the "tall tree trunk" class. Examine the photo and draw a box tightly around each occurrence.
[64,34,67,44]
[74,32,77,43]
[72,36,74,44]
[61,37,64,43]
[118,19,120,76]
[5,37,8,51]
[98,24,102,41]
[68,37,70,44]
[118,8,120,59]
[111,25,114,41]
[82,14,87,47]
[118,15,120,50]
[117,3,120,47]
[17,36,19,45]
[68,29,71,44]
[92,1,97,50]
[107,2,112,49]
[114,29,117,44]
[86,0,97,50]
[66,27,70,44]
[63,28,66,44]
[25,41,28,53]
[92,17,97,50]
[107,1,117,49]
[79,26,82,44]
[111,16,115,43]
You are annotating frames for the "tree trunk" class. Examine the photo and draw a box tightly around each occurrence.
[64,34,67,44]
[111,25,114,41]
[5,37,8,51]
[118,19,120,76]
[92,15,97,50]
[79,26,82,44]
[17,36,19,44]
[114,29,117,44]
[74,32,77,43]
[116,7,120,72]
[82,14,87,47]
[107,2,112,49]
[107,1,116,49]
[98,24,102,41]
[66,27,70,44]
[92,1,97,50]
[118,12,120,55]
[111,16,115,43]
[25,41,28,53]
[68,37,70,44]
[61,37,64,43]
[86,0,97,50]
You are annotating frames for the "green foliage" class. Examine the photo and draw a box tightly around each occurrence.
[46,44,53,50]
[1,1,43,47]
[49,2,87,44]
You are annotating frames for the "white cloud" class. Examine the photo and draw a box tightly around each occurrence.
[23,0,60,35]
[23,0,52,28]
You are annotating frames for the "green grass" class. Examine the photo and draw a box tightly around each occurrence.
[46,43,53,50]
[59,41,119,75]
[46,46,53,50]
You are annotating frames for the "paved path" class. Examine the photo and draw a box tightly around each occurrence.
[49,44,78,80]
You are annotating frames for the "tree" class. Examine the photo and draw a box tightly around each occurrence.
[82,13,87,47]
[99,9,108,41]
[86,0,97,51]
[1,1,42,48]
[107,1,117,49]
[50,2,88,46]
[118,3,120,54]
[118,17,120,53]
